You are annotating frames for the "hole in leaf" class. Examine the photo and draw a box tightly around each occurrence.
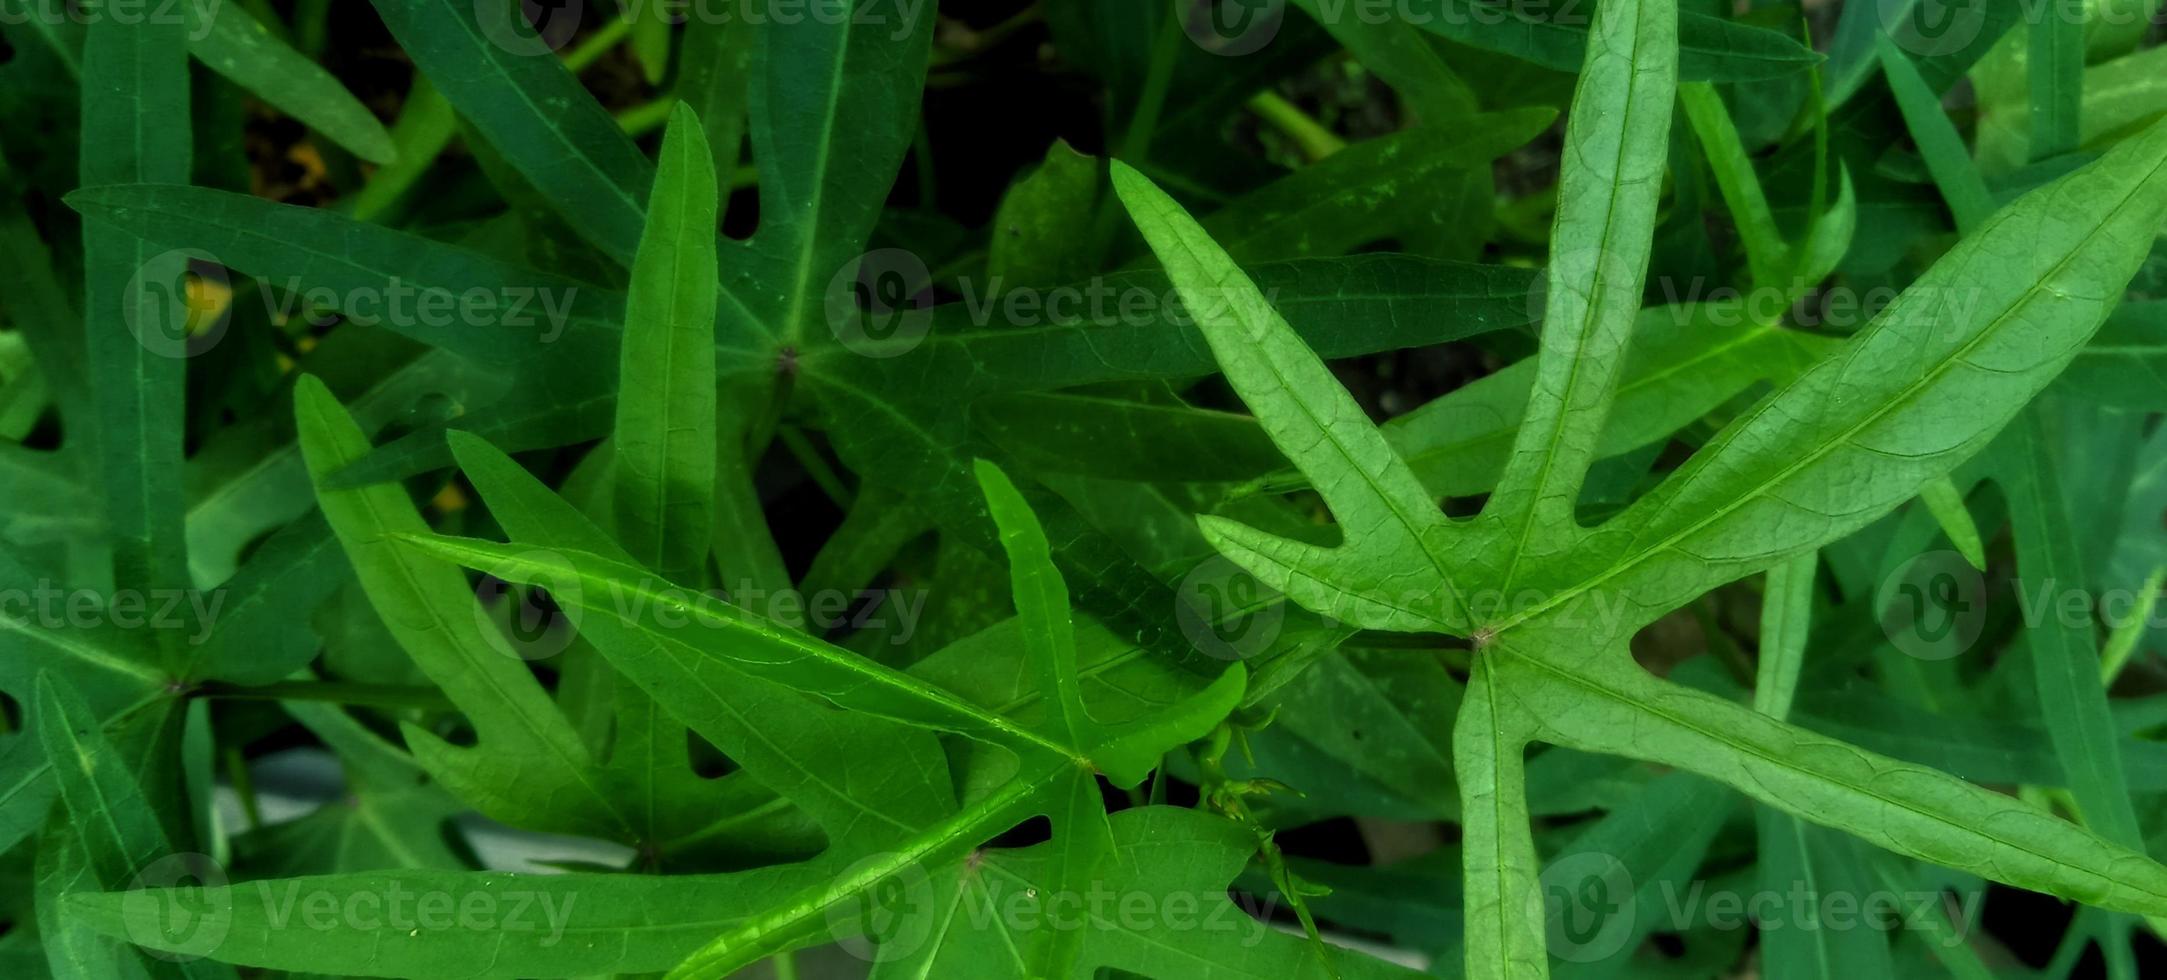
[687,728,734,779]
[985,815,1052,849]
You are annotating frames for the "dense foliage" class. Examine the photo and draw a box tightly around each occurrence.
[4,0,2167,977]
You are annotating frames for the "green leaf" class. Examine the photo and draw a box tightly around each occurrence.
[187,510,348,685]
[2006,411,2144,846]
[364,0,652,264]
[1384,303,1834,499]
[1128,12,2167,976]
[80,13,192,625]
[747,0,934,345]
[395,532,1072,757]
[677,16,754,195]
[1497,647,2167,917]
[892,806,1429,980]
[1112,160,1472,635]
[989,139,1100,288]
[1199,108,1556,263]
[2063,299,2167,412]
[1482,0,1677,570]
[631,9,671,84]
[1753,551,1816,720]
[294,374,627,839]
[34,674,173,887]
[1453,656,1543,979]
[62,184,628,365]
[72,862,843,976]
[2030,0,2086,161]
[1390,0,1816,82]
[1522,113,2167,634]
[1679,82,1786,288]
[183,0,397,164]
[975,458,1245,786]
[1918,476,1988,571]
[979,389,1285,484]
[1878,36,1996,233]
[243,699,467,874]
[611,104,720,584]
[348,77,457,221]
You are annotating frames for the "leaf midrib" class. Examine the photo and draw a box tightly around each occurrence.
[1491,149,2167,637]
[1497,639,2167,903]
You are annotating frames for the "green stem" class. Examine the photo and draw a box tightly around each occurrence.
[2101,566,2166,684]
[1247,91,1345,161]
[563,13,635,74]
